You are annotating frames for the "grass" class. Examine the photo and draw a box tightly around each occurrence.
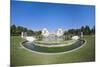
[11,35,95,66]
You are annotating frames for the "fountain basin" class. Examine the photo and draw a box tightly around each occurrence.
[21,39,85,53]
[33,40,78,47]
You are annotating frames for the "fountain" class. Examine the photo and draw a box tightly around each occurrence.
[41,28,50,41]
[41,28,64,42]
[21,32,36,42]
[21,28,85,53]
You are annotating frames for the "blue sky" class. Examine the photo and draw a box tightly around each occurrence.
[11,1,95,32]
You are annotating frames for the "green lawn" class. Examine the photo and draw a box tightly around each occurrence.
[11,35,95,66]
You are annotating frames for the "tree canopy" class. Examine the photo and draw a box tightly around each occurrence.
[11,24,95,36]
[10,25,42,36]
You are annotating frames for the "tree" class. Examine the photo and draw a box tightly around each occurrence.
[80,25,91,35]
[84,25,91,35]
[68,29,75,35]
[91,26,95,35]
[75,29,81,35]
[11,25,16,36]
[27,30,34,36]
[10,25,42,36]
[16,26,24,35]
[63,31,70,40]
[23,28,27,32]
[81,26,85,33]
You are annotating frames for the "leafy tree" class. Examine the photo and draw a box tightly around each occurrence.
[84,25,91,35]
[11,24,95,36]
[11,25,16,36]
[23,28,27,32]
[81,26,85,34]
[27,30,34,36]
[91,26,95,35]
[10,24,42,36]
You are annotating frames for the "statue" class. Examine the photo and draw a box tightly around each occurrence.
[56,28,64,37]
[42,28,49,37]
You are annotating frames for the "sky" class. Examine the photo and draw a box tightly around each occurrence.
[11,0,95,32]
